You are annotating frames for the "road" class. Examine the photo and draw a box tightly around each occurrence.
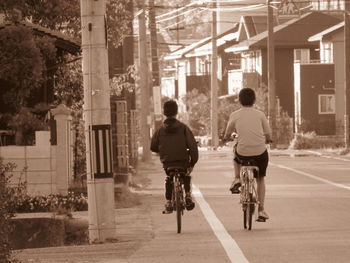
[129,148,350,263]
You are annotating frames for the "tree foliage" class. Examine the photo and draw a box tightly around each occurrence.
[0,25,56,112]
[0,0,133,120]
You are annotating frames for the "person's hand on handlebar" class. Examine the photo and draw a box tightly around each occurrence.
[265,134,273,144]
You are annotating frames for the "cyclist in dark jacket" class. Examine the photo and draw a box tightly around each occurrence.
[151,100,198,213]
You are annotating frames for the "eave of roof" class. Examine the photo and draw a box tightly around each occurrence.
[163,36,212,61]
[308,21,344,42]
[225,11,341,53]
[0,20,80,53]
[185,32,239,57]
[164,23,239,61]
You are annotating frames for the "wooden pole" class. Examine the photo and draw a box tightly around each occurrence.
[267,0,276,146]
[344,5,350,148]
[211,0,219,148]
[138,0,151,161]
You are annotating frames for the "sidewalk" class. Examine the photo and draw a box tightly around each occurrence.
[15,160,158,263]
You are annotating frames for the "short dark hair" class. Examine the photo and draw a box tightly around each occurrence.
[163,100,178,117]
[239,88,256,106]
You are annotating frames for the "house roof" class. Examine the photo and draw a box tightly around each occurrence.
[237,15,281,42]
[185,25,239,57]
[164,24,239,61]
[163,36,212,61]
[225,12,341,53]
[308,21,344,42]
[0,20,80,54]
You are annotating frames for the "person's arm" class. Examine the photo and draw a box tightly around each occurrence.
[185,126,199,167]
[223,114,235,142]
[261,113,272,143]
[150,129,160,153]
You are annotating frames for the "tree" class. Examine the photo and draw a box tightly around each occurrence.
[0,25,56,112]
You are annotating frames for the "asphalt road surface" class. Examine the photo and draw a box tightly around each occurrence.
[130,148,350,263]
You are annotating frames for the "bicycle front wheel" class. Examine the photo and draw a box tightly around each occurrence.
[175,177,183,233]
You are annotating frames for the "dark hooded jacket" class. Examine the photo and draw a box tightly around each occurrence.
[150,117,198,168]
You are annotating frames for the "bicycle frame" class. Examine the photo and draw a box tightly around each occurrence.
[167,168,187,233]
[240,165,259,230]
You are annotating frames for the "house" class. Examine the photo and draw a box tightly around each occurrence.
[224,12,341,121]
[300,21,347,135]
[162,16,280,103]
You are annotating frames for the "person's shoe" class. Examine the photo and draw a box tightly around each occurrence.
[229,178,241,194]
[163,200,173,214]
[185,193,195,211]
[257,210,269,222]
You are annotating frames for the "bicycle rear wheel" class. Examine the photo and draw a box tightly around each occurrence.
[244,193,254,230]
[175,177,183,233]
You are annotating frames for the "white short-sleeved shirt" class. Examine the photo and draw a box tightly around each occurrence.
[224,106,271,156]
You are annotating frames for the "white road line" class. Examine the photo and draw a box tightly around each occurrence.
[306,150,350,162]
[270,162,350,191]
[192,184,250,263]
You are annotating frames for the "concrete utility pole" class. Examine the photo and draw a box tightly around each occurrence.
[138,0,151,161]
[267,0,276,145]
[80,0,116,243]
[211,0,219,148]
[344,4,350,148]
[148,0,162,128]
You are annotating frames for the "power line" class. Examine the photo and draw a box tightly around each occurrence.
[157,7,200,23]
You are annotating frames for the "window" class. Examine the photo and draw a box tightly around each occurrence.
[320,42,333,63]
[294,49,310,63]
[318,94,335,114]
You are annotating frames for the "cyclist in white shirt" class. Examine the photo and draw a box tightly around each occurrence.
[223,88,272,221]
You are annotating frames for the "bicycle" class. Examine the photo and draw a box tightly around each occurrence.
[239,160,261,230]
[163,167,188,233]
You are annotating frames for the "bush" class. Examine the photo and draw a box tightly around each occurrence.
[289,132,344,149]
[0,159,19,263]
[13,192,88,213]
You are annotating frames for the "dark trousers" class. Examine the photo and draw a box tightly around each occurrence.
[164,171,191,200]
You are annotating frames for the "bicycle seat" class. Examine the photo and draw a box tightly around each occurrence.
[166,167,188,174]
[241,159,257,166]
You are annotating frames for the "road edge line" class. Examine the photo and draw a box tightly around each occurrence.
[192,184,250,263]
[270,162,350,191]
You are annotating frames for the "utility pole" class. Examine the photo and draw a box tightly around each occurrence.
[344,3,350,148]
[211,0,219,148]
[148,0,162,128]
[80,0,116,243]
[267,0,276,146]
[138,0,151,161]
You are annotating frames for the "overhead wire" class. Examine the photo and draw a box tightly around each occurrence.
[155,1,201,19]
[162,7,209,30]
[157,7,200,23]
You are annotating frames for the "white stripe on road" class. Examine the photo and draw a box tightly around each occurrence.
[270,162,350,191]
[192,184,250,263]
[306,150,350,162]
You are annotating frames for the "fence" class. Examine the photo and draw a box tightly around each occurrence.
[0,104,73,196]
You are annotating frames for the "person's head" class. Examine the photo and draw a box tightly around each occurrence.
[238,88,256,106]
[163,100,178,117]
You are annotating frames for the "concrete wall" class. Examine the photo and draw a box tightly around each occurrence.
[0,131,57,195]
[0,104,73,196]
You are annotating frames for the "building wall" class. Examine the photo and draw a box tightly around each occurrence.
[275,48,295,118]
[329,30,346,134]
[297,63,336,135]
